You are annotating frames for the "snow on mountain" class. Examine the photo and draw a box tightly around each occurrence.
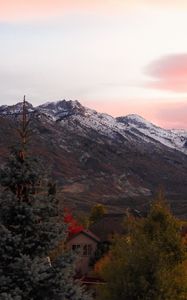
[50,105,187,154]
[0,101,34,115]
[59,108,129,140]
[36,100,129,139]
[1,100,187,155]
[37,100,85,121]
[117,114,187,154]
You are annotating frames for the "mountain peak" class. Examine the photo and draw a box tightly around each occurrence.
[37,99,85,120]
[116,114,155,130]
[39,99,81,109]
[125,114,148,123]
[1,99,187,155]
[0,101,34,115]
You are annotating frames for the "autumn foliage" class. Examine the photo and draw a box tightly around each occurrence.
[96,200,187,300]
[64,208,84,237]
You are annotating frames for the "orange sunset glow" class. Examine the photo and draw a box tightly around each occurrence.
[0,0,187,128]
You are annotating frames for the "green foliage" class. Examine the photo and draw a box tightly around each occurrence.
[89,204,106,224]
[97,199,187,300]
[0,149,91,300]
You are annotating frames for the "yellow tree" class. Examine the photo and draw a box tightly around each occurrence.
[89,203,106,224]
[97,199,187,300]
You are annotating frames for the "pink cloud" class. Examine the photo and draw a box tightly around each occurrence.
[0,0,68,21]
[2,0,187,22]
[145,54,187,93]
[0,0,130,21]
[0,0,90,21]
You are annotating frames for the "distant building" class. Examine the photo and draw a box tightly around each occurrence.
[67,229,100,275]
[67,210,142,275]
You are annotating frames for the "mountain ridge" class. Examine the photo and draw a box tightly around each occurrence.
[1,99,187,155]
[0,99,187,218]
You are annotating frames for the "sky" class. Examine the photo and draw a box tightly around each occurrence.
[1,1,187,129]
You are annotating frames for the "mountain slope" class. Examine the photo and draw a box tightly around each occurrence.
[0,100,187,218]
[117,114,187,155]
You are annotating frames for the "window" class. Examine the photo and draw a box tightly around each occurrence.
[72,244,80,252]
[83,244,92,256]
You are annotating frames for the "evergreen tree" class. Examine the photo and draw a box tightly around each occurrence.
[0,100,91,300]
[97,199,187,300]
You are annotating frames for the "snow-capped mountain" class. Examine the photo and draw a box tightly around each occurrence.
[37,100,85,121]
[2,99,186,155]
[0,101,34,115]
[1,99,187,218]
[36,100,187,155]
[32,100,187,154]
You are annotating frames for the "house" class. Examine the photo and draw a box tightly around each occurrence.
[67,229,100,275]
[67,210,142,275]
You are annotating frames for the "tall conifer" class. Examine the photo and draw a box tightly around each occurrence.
[0,97,91,300]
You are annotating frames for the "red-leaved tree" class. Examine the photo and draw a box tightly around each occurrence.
[64,209,83,237]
